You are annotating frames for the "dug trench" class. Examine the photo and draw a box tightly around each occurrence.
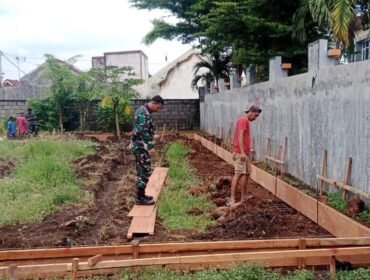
[0,135,331,250]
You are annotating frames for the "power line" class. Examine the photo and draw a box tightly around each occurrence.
[1,52,27,76]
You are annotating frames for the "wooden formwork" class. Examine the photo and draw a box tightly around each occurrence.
[1,237,370,279]
[193,133,370,238]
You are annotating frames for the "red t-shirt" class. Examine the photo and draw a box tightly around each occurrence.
[232,115,250,154]
[16,117,27,134]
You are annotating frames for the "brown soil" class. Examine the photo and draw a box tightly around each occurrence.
[0,134,332,250]
[184,139,332,240]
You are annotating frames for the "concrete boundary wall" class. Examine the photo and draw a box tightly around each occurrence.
[201,59,370,195]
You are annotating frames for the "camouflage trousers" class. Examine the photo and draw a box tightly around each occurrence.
[132,147,152,190]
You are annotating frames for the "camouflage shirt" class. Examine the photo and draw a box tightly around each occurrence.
[131,104,154,151]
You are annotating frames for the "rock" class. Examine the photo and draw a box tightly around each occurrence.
[346,197,365,217]
[214,198,227,206]
[211,207,230,219]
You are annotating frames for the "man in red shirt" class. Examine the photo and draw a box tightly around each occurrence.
[231,105,262,206]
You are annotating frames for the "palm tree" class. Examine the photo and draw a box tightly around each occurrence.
[292,0,367,47]
[191,54,231,92]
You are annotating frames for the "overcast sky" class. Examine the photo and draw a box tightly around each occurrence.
[0,0,192,80]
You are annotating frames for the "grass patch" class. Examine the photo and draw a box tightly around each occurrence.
[116,264,317,280]
[327,191,347,212]
[158,142,216,232]
[0,139,94,226]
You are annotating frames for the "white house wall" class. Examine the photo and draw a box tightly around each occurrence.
[105,52,149,80]
[158,54,203,99]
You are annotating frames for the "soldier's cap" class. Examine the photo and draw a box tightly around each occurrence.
[245,105,262,113]
[151,95,164,105]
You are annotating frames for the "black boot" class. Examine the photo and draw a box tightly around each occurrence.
[136,189,155,205]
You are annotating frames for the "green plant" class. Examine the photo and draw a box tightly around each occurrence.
[158,142,216,232]
[327,191,347,212]
[90,66,142,137]
[335,268,370,280]
[358,209,370,224]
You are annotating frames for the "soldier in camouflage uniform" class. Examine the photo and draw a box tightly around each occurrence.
[131,95,164,205]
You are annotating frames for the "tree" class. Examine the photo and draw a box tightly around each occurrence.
[91,66,143,138]
[44,54,78,133]
[191,53,231,91]
[130,0,315,79]
[73,72,97,130]
[293,0,369,47]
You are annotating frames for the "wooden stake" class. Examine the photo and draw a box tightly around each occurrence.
[276,145,282,175]
[265,138,272,165]
[71,258,79,280]
[160,124,166,143]
[7,265,17,280]
[330,256,336,279]
[88,254,103,267]
[132,240,140,259]
[280,137,288,175]
[320,150,328,197]
[298,239,306,268]
[342,157,352,200]
[225,123,232,150]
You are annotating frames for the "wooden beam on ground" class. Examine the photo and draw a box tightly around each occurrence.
[128,167,168,217]
[5,246,369,276]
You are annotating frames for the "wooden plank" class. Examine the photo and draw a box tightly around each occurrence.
[265,155,284,165]
[127,206,157,239]
[254,167,277,195]
[318,202,370,237]
[74,246,370,270]
[128,168,168,217]
[2,237,370,263]
[88,254,103,267]
[276,178,318,223]
[316,174,370,200]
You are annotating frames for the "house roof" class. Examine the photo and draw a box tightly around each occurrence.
[151,48,201,86]
[2,79,20,86]
[20,59,81,85]
[135,48,203,98]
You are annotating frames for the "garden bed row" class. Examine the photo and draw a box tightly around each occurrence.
[193,134,370,238]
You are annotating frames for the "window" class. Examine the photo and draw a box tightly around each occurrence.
[362,39,370,60]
